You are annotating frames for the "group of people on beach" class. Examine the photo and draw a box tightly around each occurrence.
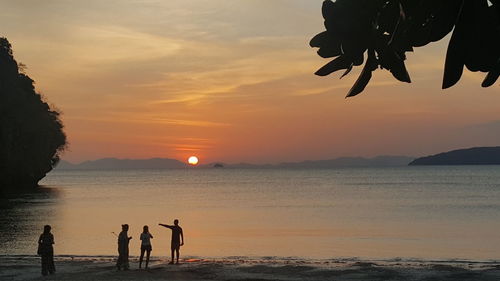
[37,219,184,276]
[117,219,184,270]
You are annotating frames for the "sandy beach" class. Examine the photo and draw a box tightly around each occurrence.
[1,255,499,281]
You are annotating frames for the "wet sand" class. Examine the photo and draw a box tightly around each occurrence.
[1,256,499,281]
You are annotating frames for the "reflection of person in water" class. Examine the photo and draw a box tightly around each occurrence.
[159,219,184,264]
[116,224,132,270]
[139,225,153,269]
[38,225,56,276]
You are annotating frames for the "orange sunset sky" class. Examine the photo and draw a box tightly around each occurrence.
[1,0,499,164]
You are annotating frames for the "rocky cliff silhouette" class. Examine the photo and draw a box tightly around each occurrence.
[0,38,66,194]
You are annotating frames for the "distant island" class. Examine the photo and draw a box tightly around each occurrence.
[409,147,500,165]
[57,156,414,170]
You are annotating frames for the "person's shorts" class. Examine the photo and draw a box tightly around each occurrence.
[141,245,152,252]
[171,242,180,250]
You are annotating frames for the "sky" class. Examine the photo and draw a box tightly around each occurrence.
[1,0,499,164]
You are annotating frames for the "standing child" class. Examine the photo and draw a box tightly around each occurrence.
[116,224,132,270]
[139,225,153,269]
[37,225,55,276]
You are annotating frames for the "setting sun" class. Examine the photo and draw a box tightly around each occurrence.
[188,156,199,166]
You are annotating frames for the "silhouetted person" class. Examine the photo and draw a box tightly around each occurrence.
[139,225,153,269]
[159,219,184,264]
[116,224,132,270]
[37,225,55,276]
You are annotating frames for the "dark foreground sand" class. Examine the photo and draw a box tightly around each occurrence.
[1,256,499,281]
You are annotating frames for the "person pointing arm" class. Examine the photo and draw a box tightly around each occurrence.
[159,219,184,264]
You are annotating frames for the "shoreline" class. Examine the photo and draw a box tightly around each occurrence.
[2,254,500,265]
[1,255,499,281]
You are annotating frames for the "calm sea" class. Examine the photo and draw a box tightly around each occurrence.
[1,166,500,261]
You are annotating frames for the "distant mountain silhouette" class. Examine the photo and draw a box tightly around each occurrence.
[56,158,187,170]
[409,147,500,165]
[206,156,414,169]
[57,156,413,170]
[277,156,414,168]
[55,160,78,170]
[206,162,273,169]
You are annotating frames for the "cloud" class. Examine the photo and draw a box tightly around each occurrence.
[70,26,184,64]
[69,115,230,128]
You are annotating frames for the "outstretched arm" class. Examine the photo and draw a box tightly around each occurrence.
[159,223,172,229]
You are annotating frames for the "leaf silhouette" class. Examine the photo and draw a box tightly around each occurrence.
[340,63,354,79]
[315,56,352,76]
[347,49,377,97]
[442,1,468,89]
[310,31,328,48]
[482,60,500,87]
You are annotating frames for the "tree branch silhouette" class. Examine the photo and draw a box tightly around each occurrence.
[311,0,500,97]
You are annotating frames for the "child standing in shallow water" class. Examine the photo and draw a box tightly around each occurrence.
[139,225,153,269]
[38,225,55,276]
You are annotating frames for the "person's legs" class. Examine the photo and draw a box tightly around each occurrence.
[175,248,180,264]
[117,248,124,270]
[145,249,151,269]
[116,253,121,270]
[139,248,145,268]
[41,254,48,276]
[169,249,174,264]
[48,251,55,274]
[124,249,130,270]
